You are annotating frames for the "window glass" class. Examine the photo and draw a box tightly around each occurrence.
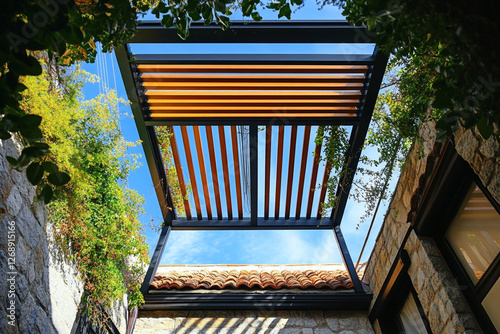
[445,184,500,284]
[399,292,429,334]
[482,276,500,332]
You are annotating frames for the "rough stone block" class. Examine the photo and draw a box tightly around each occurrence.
[456,129,479,163]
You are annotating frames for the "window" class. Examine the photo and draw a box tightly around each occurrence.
[398,292,430,334]
[443,182,500,332]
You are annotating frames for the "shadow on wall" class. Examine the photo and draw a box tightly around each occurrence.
[135,309,374,333]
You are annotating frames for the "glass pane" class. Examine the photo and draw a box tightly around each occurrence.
[482,277,500,332]
[399,293,428,334]
[445,184,500,284]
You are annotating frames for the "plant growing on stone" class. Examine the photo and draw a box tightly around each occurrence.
[20,65,149,322]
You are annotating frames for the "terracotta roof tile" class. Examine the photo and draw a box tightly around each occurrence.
[150,266,354,290]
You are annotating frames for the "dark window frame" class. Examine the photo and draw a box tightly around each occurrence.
[413,144,500,334]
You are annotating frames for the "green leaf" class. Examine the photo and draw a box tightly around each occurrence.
[42,161,59,174]
[176,15,191,40]
[367,17,376,31]
[6,156,18,167]
[22,146,48,159]
[48,171,71,186]
[278,3,291,19]
[26,162,44,185]
[242,0,254,16]
[476,116,494,139]
[432,88,453,109]
[161,14,174,28]
[251,12,263,21]
[215,0,226,13]
[201,4,213,25]
[216,15,231,31]
[291,0,303,5]
[40,185,54,204]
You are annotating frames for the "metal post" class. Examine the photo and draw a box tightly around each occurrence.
[333,225,364,293]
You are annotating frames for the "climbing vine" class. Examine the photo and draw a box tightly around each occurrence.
[20,63,149,321]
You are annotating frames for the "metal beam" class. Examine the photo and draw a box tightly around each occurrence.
[334,225,364,293]
[171,217,334,230]
[140,225,171,295]
[331,48,389,226]
[130,20,375,44]
[133,54,375,65]
[115,46,175,223]
[250,125,259,226]
[143,292,372,310]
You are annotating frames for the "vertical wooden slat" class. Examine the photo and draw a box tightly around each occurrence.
[218,126,233,220]
[167,126,192,220]
[205,126,223,220]
[295,126,311,219]
[193,126,213,220]
[231,126,244,220]
[180,126,202,220]
[285,126,298,219]
[264,126,272,220]
[306,142,322,219]
[317,162,333,218]
[275,126,285,219]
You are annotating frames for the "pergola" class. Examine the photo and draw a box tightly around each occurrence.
[116,20,388,309]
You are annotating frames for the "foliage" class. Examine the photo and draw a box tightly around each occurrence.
[20,65,149,318]
[155,126,191,218]
[340,0,500,141]
[1,0,304,202]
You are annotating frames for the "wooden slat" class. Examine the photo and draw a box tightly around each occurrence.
[306,142,323,219]
[205,126,223,220]
[138,64,370,74]
[149,106,358,112]
[275,126,285,219]
[150,112,358,119]
[231,126,244,220]
[180,126,202,219]
[147,99,361,107]
[285,126,298,219]
[295,126,311,219]
[193,126,213,220]
[145,91,363,100]
[218,126,233,220]
[167,126,192,220]
[142,82,365,90]
[317,162,333,219]
[264,126,272,220]
[141,74,367,83]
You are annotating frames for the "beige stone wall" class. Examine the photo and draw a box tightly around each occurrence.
[135,310,374,334]
[362,122,493,333]
[0,137,128,333]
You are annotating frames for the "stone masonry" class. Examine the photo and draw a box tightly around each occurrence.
[0,136,128,333]
[135,310,375,334]
[363,122,500,334]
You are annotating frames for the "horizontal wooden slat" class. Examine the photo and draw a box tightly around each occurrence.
[138,64,370,74]
[147,99,361,107]
[142,82,364,90]
[150,112,357,118]
[145,91,363,100]
[149,106,357,112]
[141,74,367,83]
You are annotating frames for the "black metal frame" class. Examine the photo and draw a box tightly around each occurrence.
[116,20,389,308]
[412,144,500,334]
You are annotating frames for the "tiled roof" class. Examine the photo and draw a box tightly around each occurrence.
[150,265,355,290]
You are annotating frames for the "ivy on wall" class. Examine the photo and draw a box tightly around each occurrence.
[20,61,149,320]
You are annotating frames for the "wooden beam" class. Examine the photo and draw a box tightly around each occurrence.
[285,126,298,219]
[264,126,272,220]
[218,126,233,220]
[167,126,191,219]
[295,126,311,219]
[145,91,363,100]
[147,99,362,107]
[275,126,285,219]
[193,126,213,220]
[138,64,370,74]
[306,142,322,219]
[317,162,333,219]
[205,126,223,220]
[142,81,365,90]
[150,112,358,119]
[231,126,244,220]
[180,126,202,219]
[141,74,367,83]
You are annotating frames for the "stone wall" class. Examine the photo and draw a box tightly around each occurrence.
[362,122,498,333]
[0,137,127,333]
[135,310,374,334]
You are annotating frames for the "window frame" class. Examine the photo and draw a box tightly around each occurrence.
[413,144,500,334]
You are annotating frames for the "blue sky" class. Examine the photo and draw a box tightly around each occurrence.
[80,2,399,268]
